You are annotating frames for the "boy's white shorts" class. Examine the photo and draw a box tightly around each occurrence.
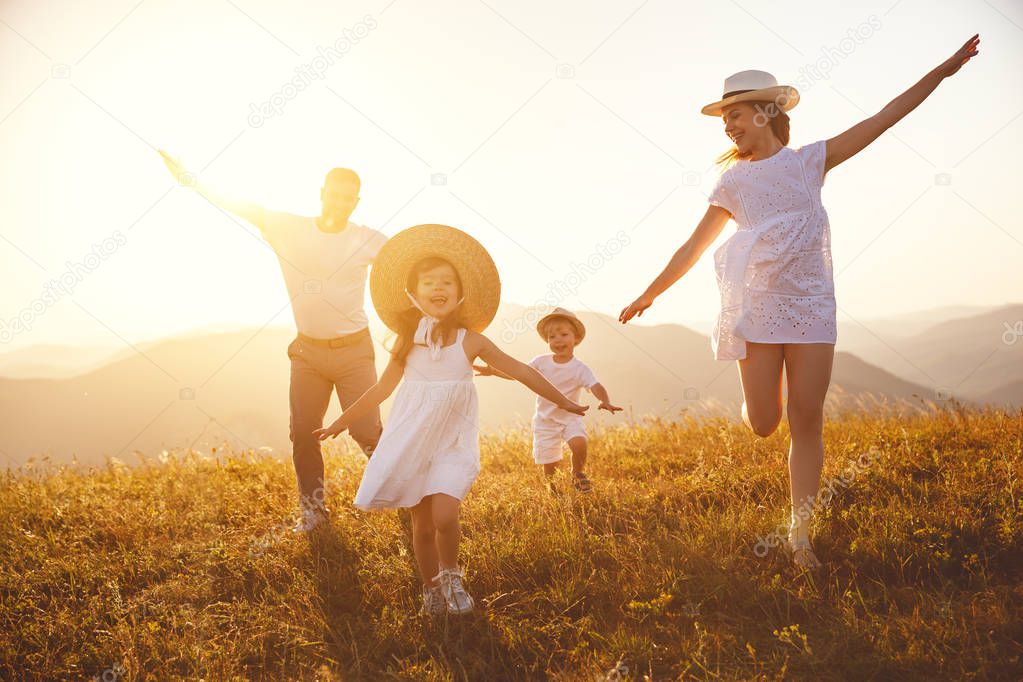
[532,417,587,465]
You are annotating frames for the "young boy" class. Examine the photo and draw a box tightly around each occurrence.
[475,307,621,492]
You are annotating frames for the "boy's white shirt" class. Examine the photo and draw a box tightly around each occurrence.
[528,354,598,423]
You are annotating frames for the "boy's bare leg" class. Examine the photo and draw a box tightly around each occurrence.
[567,437,587,476]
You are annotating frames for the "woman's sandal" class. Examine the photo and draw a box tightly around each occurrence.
[572,471,593,493]
[786,539,823,571]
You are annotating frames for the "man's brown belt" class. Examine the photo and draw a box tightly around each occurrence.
[297,327,370,348]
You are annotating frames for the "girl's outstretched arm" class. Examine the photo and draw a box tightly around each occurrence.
[313,357,403,440]
[472,363,514,379]
[471,334,588,415]
[619,205,731,323]
[825,34,980,172]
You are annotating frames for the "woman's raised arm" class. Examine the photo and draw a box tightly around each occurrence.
[824,34,979,172]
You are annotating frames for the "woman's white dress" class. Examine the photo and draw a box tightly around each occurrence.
[707,141,837,361]
[354,327,480,510]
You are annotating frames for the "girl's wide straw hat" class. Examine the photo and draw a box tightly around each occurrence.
[370,224,501,333]
[701,70,799,117]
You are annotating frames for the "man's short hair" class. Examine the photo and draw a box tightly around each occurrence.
[324,168,361,192]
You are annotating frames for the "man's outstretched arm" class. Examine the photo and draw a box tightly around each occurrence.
[159,150,269,229]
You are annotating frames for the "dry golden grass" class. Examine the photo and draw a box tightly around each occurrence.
[1,405,1021,680]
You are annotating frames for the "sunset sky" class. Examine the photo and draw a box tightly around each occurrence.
[2,0,1021,351]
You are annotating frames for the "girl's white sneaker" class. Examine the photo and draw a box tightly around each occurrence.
[290,507,328,533]
[420,585,446,616]
[433,567,475,615]
[786,538,823,570]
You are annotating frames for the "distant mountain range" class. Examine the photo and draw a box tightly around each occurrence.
[0,303,1018,468]
[0,344,123,380]
[833,303,1023,406]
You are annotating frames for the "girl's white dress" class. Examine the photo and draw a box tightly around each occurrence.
[354,327,480,510]
[707,141,837,361]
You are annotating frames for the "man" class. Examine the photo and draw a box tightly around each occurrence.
[159,151,385,532]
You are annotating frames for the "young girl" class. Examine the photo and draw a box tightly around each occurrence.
[313,224,588,615]
[619,36,979,569]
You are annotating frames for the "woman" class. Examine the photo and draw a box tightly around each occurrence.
[620,35,980,569]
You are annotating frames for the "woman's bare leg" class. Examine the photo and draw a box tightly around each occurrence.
[782,343,835,568]
[409,497,440,585]
[737,342,786,437]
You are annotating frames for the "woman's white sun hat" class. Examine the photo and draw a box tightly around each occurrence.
[701,70,799,117]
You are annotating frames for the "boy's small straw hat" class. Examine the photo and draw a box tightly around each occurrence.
[370,224,501,333]
[701,70,799,117]
[536,307,586,343]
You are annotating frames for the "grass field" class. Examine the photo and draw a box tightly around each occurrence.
[1,405,1021,680]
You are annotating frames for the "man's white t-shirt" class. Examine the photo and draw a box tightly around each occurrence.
[528,354,598,424]
[259,211,387,338]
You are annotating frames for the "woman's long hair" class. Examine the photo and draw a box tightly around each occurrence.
[389,256,466,366]
[716,100,790,169]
